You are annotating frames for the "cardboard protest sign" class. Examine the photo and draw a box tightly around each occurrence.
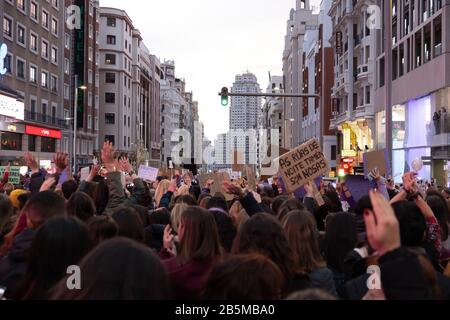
[277,139,329,193]
[243,165,256,191]
[80,167,90,182]
[138,165,158,182]
[231,150,245,172]
[211,172,234,201]
[0,166,22,185]
[363,149,390,178]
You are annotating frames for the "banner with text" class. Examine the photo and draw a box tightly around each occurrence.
[138,165,159,182]
[278,139,329,193]
[0,166,22,185]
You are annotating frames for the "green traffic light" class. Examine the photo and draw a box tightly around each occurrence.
[221,97,229,106]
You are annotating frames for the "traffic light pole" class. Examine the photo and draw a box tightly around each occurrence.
[218,92,320,99]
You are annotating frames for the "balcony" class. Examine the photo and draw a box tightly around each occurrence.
[24,110,70,129]
[357,64,369,80]
[352,105,374,120]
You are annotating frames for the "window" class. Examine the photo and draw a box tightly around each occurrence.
[64,58,70,74]
[89,25,93,38]
[4,54,12,74]
[331,145,337,161]
[88,92,92,107]
[41,40,49,58]
[17,58,25,79]
[95,117,99,130]
[105,93,115,103]
[65,33,70,49]
[105,54,116,65]
[124,115,126,126]
[51,106,56,124]
[51,47,57,64]
[30,65,37,83]
[41,137,56,153]
[30,99,36,120]
[64,84,70,100]
[88,115,92,129]
[52,0,59,9]
[42,10,49,29]
[105,72,116,83]
[366,87,371,104]
[105,135,115,145]
[30,33,38,52]
[88,47,93,61]
[107,17,116,27]
[17,24,25,45]
[17,0,26,12]
[107,35,116,45]
[51,18,58,36]
[3,17,12,38]
[128,116,130,127]
[124,136,126,148]
[41,71,48,88]
[1,132,22,151]
[28,135,36,152]
[88,70,93,83]
[30,1,38,21]
[128,137,130,148]
[51,75,57,92]
[42,102,48,120]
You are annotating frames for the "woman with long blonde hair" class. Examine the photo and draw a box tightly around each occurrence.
[154,180,170,207]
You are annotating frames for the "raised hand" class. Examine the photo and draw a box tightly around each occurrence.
[53,152,68,174]
[40,177,56,192]
[364,190,401,257]
[101,141,116,172]
[163,225,176,255]
[118,156,133,174]
[402,172,417,193]
[24,152,39,173]
[221,181,244,197]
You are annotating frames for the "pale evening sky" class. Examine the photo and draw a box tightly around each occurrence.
[101,0,322,142]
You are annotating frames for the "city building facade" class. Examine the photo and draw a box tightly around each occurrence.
[1,0,71,168]
[302,0,337,169]
[282,0,318,149]
[328,0,379,170]
[375,0,450,185]
[229,72,261,165]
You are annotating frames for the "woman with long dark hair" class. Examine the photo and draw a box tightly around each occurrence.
[161,206,222,299]
[282,210,337,296]
[19,217,93,300]
[51,238,170,300]
[232,213,310,296]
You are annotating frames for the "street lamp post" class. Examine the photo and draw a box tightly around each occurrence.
[73,74,87,175]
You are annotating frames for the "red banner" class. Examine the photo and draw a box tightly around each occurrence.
[25,125,61,139]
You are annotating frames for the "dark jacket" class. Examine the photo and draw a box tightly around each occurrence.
[144,224,165,252]
[158,191,174,209]
[309,267,338,296]
[239,192,263,217]
[101,172,148,215]
[0,228,36,298]
[29,169,46,195]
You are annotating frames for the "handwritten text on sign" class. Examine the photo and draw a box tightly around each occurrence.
[278,139,329,192]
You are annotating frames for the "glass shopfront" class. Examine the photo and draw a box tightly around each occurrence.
[391,96,432,183]
[1,132,22,151]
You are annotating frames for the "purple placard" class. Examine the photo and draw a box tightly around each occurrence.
[343,175,377,202]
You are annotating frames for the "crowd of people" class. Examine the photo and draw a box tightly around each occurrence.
[0,141,450,300]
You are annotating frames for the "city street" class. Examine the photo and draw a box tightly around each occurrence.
[1,0,450,312]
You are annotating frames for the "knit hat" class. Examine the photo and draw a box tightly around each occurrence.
[9,189,28,209]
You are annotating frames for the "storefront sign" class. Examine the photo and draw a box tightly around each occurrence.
[0,43,7,75]
[0,94,25,120]
[341,149,357,157]
[25,125,61,139]
[0,122,25,133]
[278,139,329,193]
[0,166,21,185]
